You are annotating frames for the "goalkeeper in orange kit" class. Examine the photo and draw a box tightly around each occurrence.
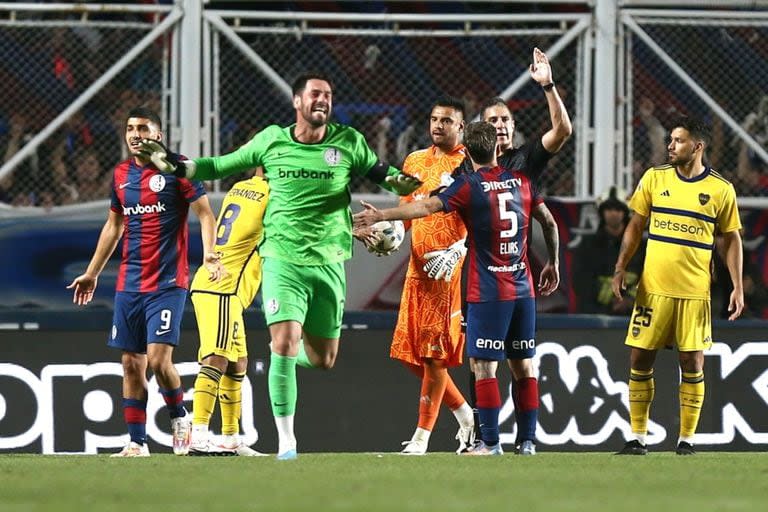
[389,97,475,454]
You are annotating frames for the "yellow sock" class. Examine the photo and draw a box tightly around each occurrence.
[219,372,245,435]
[679,371,705,439]
[193,365,223,425]
[628,368,655,439]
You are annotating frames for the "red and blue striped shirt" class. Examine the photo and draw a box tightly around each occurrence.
[110,158,205,292]
[439,140,550,303]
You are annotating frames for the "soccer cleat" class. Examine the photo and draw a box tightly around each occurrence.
[462,440,503,456]
[277,449,298,461]
[676,441,696,455]
[518,440,536,456]
[615,440,648,455]
[110,441,150,457]
[171,416,191,456]
[400,439,428,455]
[232,444,269,457]
[188,439,236,457]
[455,425,476,454]
[217,436,268,457]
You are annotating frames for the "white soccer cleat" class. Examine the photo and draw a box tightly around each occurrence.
[171,416,191,456]
[232,444,269,457]
[455,425,476,454]
[518,440,536,456]
[217,435,268,457]
[110,441,150,457]
[462,440,503,456]
[400,438,428,455]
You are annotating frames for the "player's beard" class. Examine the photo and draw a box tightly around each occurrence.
[668,151,693,167]
[302,103,330,128]
[431,132,457,152]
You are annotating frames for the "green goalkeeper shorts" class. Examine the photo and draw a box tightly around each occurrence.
[260,257,346,339]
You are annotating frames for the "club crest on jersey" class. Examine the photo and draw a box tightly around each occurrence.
[266,298,280,315]
[698,193,710,206]
[149,174,166,192]
[439,172,455,189]
[324,147,342,166]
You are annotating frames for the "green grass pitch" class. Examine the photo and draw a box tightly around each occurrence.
[1,452,766,512]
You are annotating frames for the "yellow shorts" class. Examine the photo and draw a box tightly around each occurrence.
[191,292,248,363]
[624,289,712,352]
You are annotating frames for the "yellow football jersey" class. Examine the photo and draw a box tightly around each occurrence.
[629,165,741,299]
[190,177,269,306]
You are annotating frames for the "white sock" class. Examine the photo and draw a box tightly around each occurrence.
[451,402,474,428]
[275,415,297,454]
[191,424,208,444]
[411,427,431,443]
[678,435,694,445]
[634,433,647,445]
[220,434,240,448]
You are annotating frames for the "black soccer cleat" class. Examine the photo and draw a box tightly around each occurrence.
[615,439,648,455]
[675,441,696,455]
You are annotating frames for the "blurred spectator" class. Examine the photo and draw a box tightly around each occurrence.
[714,237,768,319]
[70,149,111,202]
[637,96,667,167]
[735,95,768,188]
[572,186,645,315]
[0,112,38,204]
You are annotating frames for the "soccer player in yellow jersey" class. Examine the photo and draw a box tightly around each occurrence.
[612,116,744,456]
[188,176,269,456]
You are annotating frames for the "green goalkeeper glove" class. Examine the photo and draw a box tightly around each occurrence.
[137,139,191,178]
[384,172,422,195]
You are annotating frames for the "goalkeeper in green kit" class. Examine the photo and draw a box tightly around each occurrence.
[139,72,421,460]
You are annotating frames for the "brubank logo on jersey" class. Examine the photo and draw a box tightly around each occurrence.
[278,169,335,180]
[481,177,522,192]
[123,201,166,215]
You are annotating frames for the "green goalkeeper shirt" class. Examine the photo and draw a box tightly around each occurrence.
[193,123,399,265]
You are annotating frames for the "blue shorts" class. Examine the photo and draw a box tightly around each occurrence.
[466,298,536,361]
[108,287,188,353]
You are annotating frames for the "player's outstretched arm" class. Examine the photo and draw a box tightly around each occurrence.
[353,197,443,229]
[722,229,745,321]
[612,212,646,300]
[529,47,572,154]
[532,202,560,295]
[66,210,124,306]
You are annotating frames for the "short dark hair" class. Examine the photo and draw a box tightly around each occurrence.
[125,107,162,130]
[431,95,466,119]
[464,121,497,165]
[479,96,513,122]
[292,71,335,96]
[670,115,711,146]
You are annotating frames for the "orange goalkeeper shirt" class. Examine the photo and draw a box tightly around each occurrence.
[391,144,467,366]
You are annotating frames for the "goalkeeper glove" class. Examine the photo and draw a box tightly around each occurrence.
[422,239,467,281]
[137,139,193,178]
[385,172,422,196]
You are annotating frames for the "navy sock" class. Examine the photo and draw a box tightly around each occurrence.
[122,398,147,445]
[159,386,186,419]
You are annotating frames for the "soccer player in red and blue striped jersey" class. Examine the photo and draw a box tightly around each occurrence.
[68,107,221,457]
[353,120,567,455]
